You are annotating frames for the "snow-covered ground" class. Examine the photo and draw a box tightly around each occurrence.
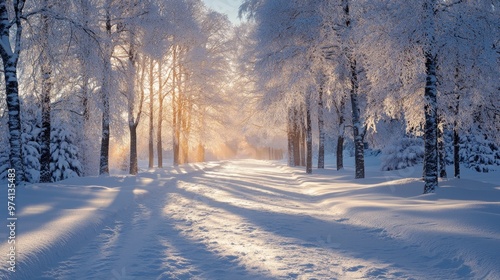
[1,156,499,279]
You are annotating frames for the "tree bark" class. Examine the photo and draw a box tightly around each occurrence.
[148,58,154,169]
[317,82,325,169]
[287,107,295,166]
[99,3,112,175]
[157,59,164,168]
[306,97,312,174]
[336,136,344,170]
[172,46,180,166]
[453,73,461,178]
[39,0,52,183]
[0,0,25,182]
[343,0,364,179]
[126,33,143,175]
[422,0,439,194]
[299,106,306,167]
[437,117,447,178]
[349,58,365,179]
[453,124,460,178]
[336,97,346,170]
[423,52,439,193]
[293,107,301,166]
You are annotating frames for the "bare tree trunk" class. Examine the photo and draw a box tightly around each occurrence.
[148,58,154,169]
[317,82,325,169]
[422,0,438,194]
[293,107,301,166]
[287,107,295,166]
[300,106,306,167]
[157,59,164,168]
[39,0,52,182]
[127,35,144,175]
[438,117,447,178]
[349,58,365,179]
[78,0,94,176]
[336,98,346,170]
[453,124,460,178]
[343,0,364,179]
[453,73,461,179]
[172,47,180,166]
[129,124,138,174]
[306,97,312,174]
[99,3,112,175]
[180,92,192,164]
[0,0,25,182]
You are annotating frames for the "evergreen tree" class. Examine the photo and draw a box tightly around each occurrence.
[22,116,41,183]
[381,137,425,171]
[50,125,83,182]
[461,134,500,173]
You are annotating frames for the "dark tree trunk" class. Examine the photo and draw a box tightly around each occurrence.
[423,52,439,193]
[39,1,52,183]
[437,117,447,178]
[306,98,313,174]
[157,59,164,168]
[336,136,344,170]
[300,106,306,167]
[99,7,112,175]
[453,124,460,178]
[343,0,364,178]
[148,58,154,169]
[157,100,163,168]
[0,0,25,182]
[453,91,460,178]
[172,47,180,166]
[349,58,365,179]
[336,97,346,170]
[129,124,138,175]
[287,108,295,166]
[317,84,325,169]
[172,96,179,166]
[293,108,301,166]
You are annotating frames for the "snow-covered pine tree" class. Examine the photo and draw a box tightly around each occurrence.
[22,127,41,183]
[50,125,83,182]
[461,134,500,173]
[381,137,425,171]
[21,111,41,183]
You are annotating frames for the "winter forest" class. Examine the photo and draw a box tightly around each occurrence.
[0,0,499,279]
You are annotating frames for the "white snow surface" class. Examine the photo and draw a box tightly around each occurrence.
[1,157,499,279]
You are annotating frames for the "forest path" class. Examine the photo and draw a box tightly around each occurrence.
[38,159,454,279]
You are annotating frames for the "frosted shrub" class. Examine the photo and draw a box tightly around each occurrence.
[461,135,500,173]
[381,137,424,171]
[22,121,41,183]
[50,126,83,182]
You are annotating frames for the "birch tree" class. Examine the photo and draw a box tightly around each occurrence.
[0,0,25,181]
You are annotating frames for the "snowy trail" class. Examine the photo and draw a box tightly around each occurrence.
[3,159,499,279]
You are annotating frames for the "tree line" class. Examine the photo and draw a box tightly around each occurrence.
[240,0,499,193]
[0,0,235,183]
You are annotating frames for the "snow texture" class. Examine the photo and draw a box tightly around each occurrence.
[1,156,499,279]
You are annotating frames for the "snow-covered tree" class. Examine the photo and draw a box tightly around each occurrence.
[0,0,26,182]
[381,137,425,171]
[50,125,83,182]
[21,105,41,183]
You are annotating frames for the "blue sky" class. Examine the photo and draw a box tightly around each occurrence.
[203,0,242,24]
